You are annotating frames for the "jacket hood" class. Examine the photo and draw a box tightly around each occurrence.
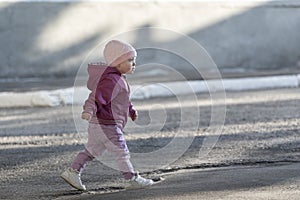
[86,62,121,90]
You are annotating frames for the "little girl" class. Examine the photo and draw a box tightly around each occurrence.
[61,40,154,190]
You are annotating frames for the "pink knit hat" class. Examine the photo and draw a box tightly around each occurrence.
[103,40,137,67]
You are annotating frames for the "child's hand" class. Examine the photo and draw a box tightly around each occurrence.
[81,112,92,121]
[131,111,138,121]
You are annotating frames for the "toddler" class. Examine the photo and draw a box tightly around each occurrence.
[61,40,154,190]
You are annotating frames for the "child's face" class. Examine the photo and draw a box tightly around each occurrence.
[117,57,136,74]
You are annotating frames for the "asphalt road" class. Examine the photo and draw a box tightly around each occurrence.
[0,88,299,200]
[63,163,300,200]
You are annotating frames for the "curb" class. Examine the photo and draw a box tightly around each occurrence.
[0,74,299,108]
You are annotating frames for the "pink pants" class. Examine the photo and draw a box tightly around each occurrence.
[71,123,135,180]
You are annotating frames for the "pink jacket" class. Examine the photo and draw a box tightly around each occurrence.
[82,63,136,128]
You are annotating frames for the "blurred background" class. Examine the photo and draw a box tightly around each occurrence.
[0,0,300,91]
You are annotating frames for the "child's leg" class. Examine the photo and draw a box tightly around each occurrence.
[101,124,136,180]
[71,123,106,174]
[70,148,94,174]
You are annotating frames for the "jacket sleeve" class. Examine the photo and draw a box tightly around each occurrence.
[82,89,97,115]
[95,77,120,106]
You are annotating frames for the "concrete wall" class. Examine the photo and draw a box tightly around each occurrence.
[1,1,300,80]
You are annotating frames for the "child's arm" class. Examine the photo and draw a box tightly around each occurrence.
[129,102,138,121]
[95,77,120,107]
[82,76,115,121]
[82,90,96,121]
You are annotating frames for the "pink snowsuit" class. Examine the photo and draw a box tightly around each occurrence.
[71,63,137,180]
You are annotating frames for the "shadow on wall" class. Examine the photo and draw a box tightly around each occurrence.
[190,2,300,77]
[0,1,300,81]
[0,2,103,78]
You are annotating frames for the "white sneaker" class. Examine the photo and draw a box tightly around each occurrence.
[61,168,86,191]
[128,173,154,189]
